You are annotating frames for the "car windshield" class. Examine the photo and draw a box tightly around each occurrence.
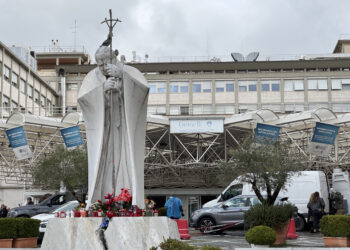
[51,201,78,213]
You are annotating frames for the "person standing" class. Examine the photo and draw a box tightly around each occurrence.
[0,204,8,217]
[165,195,184,219]
[307,191,325,233]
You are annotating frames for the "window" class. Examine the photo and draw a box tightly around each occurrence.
[47,100,52,113]
[169,83,178,93]
[221,184,243,201]
[147,105,166,115]
[192,82,201,93]
[309,103,328,110]
[180,106,189,115]
[261,83,270,91]
[180,82,189,93]
[28,85,33,98]
[67,83,78,90]
[11,101,17,110]
[261,104,281,112]
[248,83,257,91]
[149,84,156,94]
[34,90,39,103]
[193,104,212,114]
[308,80,317,90]
[341,79,350,91]
[271,83,280,91]
[332,103,350,112]
[331,79,342,90]
[238,81,247,92]
[215,81,225,92]
[41,95,46,107]
[294,80,304,90]
[157,82,166,93]
[308,79,328,90]
[20,79,26,93]
[2,96,9,108]
[284,80,303,91]
[226,82,234,92]
[12,72,18,87]
[4,66,10,80]
[223,197,252,208]
[216,104,235,114]
[202,81,212,93]
[170,105,180,115]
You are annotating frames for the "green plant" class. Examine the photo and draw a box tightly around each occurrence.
[219,137,304,205]
[0,218,17,239]
[320,215,350,237]
[158,207,167,216]
[201,246,222,250]
[15,218,40,238]
[152,238,197,250]
[244,203,293,231]
[245,225,276,245]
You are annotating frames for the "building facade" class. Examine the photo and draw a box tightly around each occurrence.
[0,42,58,118]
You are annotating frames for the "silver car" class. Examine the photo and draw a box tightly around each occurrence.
[190,195,284,233]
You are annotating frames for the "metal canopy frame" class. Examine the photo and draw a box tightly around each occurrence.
[1,108,350,189]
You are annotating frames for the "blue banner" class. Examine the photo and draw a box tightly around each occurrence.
[61,125,84,148]
[311,122,339,145]
[255,123,280,142]
[6,126,28,148]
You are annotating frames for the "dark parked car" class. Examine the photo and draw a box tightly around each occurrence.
[7,193,69,218]
[190,195,288,233]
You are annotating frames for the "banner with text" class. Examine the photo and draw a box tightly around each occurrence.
[61,125,84,148]
[309,122,339,156]
[255,123,280,143]
[170,119,224,134]
[6,126,32,160]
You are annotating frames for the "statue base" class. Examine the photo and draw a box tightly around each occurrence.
[41,217,180,250]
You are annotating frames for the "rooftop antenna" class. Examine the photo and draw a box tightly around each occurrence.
[71,20,78,51]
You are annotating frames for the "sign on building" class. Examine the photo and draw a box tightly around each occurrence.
[170,119,224,134]
[309,122,339,156]
[6,126,33,160]
[61,125,84,148]
[255,123,280,143]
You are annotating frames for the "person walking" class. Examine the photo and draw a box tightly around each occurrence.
[307,191,325,233]
[165,195,184,219]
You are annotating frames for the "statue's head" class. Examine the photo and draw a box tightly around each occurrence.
[95,46,118,76]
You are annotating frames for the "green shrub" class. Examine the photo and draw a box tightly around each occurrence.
[158,207,167,216]
[0,218,17,239]
[201,246,222,250]
[152,238,197,250]
[245,225,276,245]
[15,218,40,238]
[320,215,350,237]
[244,203,293,231]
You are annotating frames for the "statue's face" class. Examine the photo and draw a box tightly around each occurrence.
[95,47,116,76]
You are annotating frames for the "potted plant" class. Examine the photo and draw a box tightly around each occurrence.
[13,218,40,248]
[320,215,350,247]
[0,218,16,248]
[245,225,276,248]
[244,203,293,245]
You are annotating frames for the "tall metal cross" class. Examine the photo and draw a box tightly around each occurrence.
[101,9,122,63]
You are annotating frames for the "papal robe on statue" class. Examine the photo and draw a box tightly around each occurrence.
[78,60,149,209]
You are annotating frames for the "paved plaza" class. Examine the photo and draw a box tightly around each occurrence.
[186,229,325,249]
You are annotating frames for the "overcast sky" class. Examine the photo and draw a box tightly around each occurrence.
[2,0,350,62]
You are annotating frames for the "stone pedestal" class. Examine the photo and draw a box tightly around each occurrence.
[41,217,180,250]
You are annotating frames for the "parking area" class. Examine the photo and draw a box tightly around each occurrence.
[185,229,325,249]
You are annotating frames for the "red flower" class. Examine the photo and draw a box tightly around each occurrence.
[97,200,101,203]
[107,206,111,210]
[106,210,116,218]
[105,200,111,205]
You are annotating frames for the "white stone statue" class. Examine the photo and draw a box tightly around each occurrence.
[78,46,149,209]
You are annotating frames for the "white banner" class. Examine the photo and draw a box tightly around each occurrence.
[170,119,224,134]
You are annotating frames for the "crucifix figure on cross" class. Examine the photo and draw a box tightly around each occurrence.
[78,9,150,210]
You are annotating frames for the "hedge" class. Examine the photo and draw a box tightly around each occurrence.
[0,218,40,239]
[320,215,350,237]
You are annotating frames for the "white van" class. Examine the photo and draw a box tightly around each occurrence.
[203,171,330,230]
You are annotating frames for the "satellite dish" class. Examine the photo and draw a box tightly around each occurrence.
[231,52,244,62]
[246,52,259,61]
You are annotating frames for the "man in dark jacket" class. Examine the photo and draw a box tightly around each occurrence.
[0,204,8,218]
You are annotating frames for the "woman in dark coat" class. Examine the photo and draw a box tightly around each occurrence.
[307,191,325,233]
